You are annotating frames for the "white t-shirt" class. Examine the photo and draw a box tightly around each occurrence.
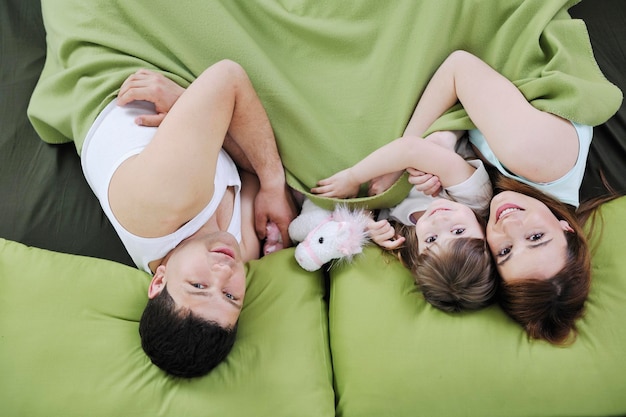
[81,100,242,273]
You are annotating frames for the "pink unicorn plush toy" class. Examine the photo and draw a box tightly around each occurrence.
[287,198,370,272]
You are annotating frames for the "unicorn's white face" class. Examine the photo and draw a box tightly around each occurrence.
[294,220,365,271]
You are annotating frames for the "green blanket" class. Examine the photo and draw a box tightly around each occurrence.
[28,0,622,209]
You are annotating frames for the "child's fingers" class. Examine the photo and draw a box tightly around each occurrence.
[310,184,333,195]
[378,235,405,250]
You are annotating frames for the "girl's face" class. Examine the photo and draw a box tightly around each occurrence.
[486,191,573,282]
[148,231,246,329]
[414,199,485,255]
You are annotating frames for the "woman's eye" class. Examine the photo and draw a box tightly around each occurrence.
[224,292,235,300]
[528,232,544,241]
[452,228,465,235]
[192,283,205,289]
[497,246,511,257]
[425,235,437,244]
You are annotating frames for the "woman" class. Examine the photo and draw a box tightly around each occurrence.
[365,50,618,344]
[81,60,297,377]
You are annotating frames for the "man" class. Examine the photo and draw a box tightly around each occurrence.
[81,60,296,377]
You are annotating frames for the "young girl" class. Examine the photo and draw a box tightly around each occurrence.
[311,129,496,312]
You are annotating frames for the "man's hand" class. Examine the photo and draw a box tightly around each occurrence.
[117,69,185,126]
[311,168,361,198]
[254,185,297,248]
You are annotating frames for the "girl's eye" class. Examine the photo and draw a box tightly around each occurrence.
[529,232,544,242]
[192,283,205,289]
[425,235,437,244]
[497,246,511,257]
[224,292,235,300]
[452,228,465,235]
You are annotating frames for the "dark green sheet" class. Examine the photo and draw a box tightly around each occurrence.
[0,0,131,265]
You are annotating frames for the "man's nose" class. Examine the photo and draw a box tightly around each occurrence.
[210,261,233,281]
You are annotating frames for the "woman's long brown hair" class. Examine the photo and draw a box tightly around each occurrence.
[493,175,616,344]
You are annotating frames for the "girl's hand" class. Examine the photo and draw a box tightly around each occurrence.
[311,169,360,198]
[117,69,186,126]
[366,219,405,250]
[424,130,461,151]
[407,168,442,196]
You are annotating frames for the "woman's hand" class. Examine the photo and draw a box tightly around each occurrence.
[366,218,405,250]
[117,69,185,126]
[367,171,404,196]
[311,169,361,198]
[407,168,442,196]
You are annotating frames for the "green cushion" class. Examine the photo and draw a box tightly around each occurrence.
[329,197,626,417]
[0,241,334,417]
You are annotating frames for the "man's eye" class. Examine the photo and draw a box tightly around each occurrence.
[425,236,437,244]
[452,228,465,235]
[529,233,544,241]
[192,283,205,289]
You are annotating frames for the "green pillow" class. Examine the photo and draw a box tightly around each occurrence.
[0,240,334,417]
[329,197,626,417]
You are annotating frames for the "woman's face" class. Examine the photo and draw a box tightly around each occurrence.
[414,198,485,255]
[486,191,573,282]
[148,231,246,329]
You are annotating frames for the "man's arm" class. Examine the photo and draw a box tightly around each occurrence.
[109,61,295,243]
[217,64,296,244]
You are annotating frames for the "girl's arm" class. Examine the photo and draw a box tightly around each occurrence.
[311,136,474,198]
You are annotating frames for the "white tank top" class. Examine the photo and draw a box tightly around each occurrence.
[468,122,592,207]
[81,100,242,273]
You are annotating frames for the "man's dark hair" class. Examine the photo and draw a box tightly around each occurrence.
[139,286,238,378]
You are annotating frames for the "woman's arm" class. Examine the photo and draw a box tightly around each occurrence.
[311,136,474,198]
[404,50,578,182]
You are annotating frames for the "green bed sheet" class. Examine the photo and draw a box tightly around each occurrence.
[28,0,621,209]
